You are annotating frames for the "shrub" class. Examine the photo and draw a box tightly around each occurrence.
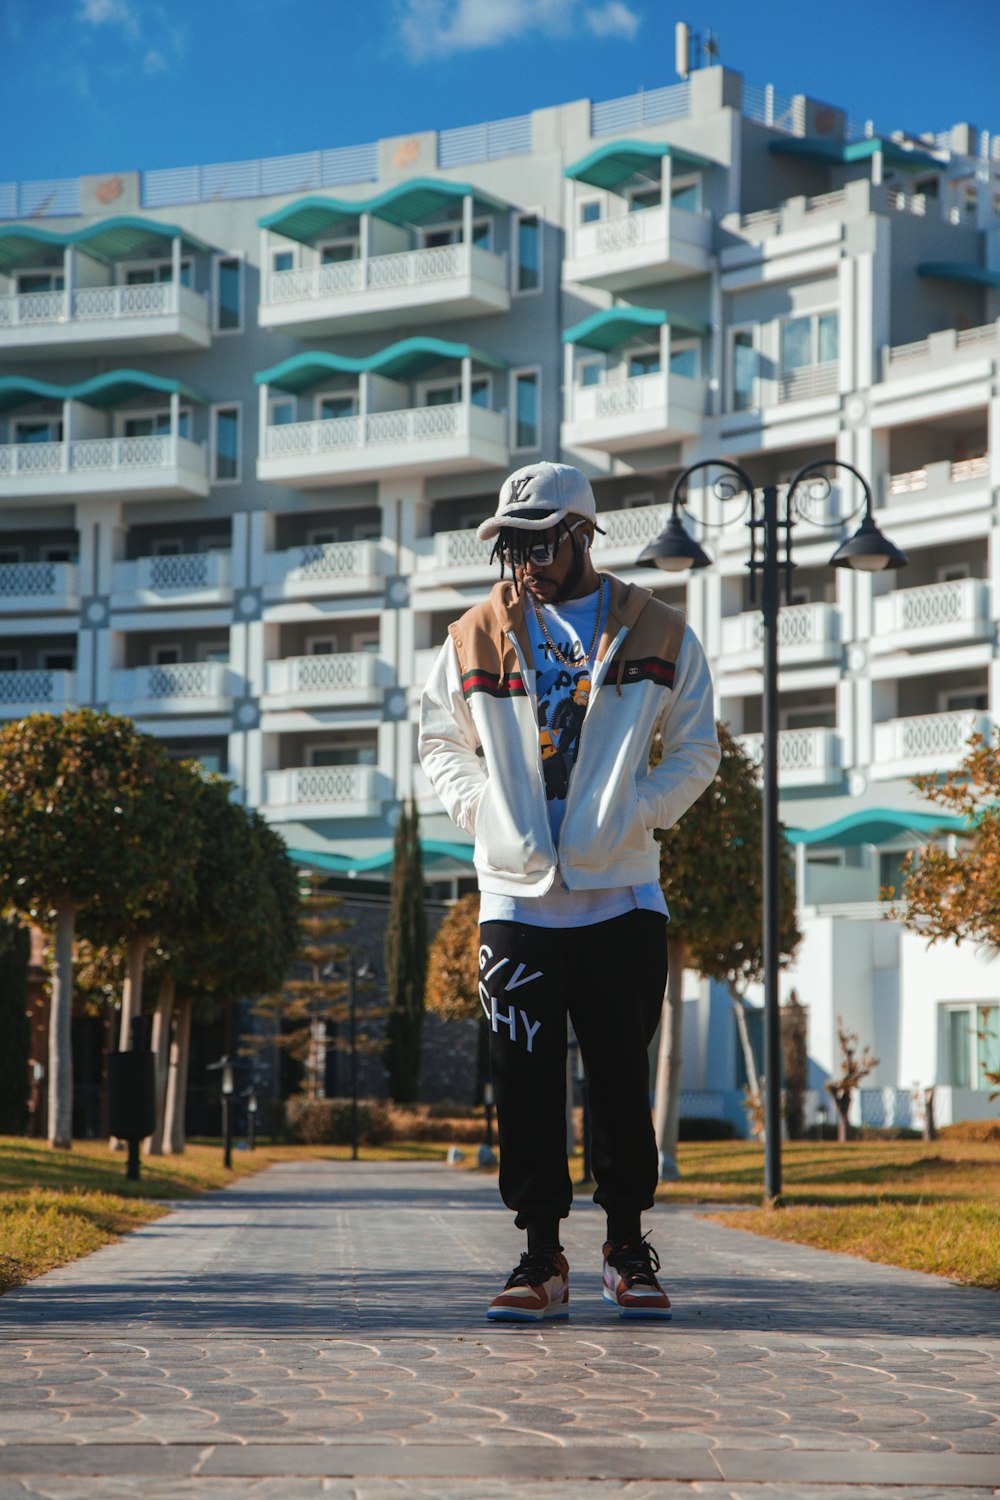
[284,1095,391,1146]
[940,1118,1000,1142]
[678,1117,736,1141]
[385,1103,487,1143]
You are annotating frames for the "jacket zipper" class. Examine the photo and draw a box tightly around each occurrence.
[505,629,561,890]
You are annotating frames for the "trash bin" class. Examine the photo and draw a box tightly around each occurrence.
[106,1052,156,1142]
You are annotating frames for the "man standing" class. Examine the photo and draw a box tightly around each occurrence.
[419,462,719,1321]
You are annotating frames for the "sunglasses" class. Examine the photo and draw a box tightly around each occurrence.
[499,518,586,569]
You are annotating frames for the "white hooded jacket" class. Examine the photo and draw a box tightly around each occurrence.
[418,575,720,897]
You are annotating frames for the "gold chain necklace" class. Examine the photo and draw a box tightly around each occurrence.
[530,576,605,669]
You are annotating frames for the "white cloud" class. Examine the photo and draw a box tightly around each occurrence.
[583,1,640,40]
[397,0,639,61]
[78,0,139,36]
[143,47,167,73]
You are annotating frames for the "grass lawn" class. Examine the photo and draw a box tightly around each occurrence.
[659,1138,1000,1292]
[2,1134,998,1296]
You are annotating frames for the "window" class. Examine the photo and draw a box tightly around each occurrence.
[124,260,191,287]
[780,312,839,373]
[627,184,661,212]
[0,651,21,671]
[198,644,229,663]
[17,271,64,294]
[42,544,77,563]
[670,177,701,212]
[151,539,184,556]
[669,341,700,379]
[318,394,358,420]
[947,1004,1000,1089]
[512,369,539,450]
[214,256,242,331]
[731,329,757,411]
[319,240,359,264]
[423,220,491,249]
[272,250,294,273]
[579,199,602,225]
[211,406,240,482]
[422,377,489,408]
[15,419,62,444]
[307,636,337,656]
[352,629,380,653]
[0,547,23,564]
[269,399,296,427]
[514,213,541,293]
[309,742,377,767]
[937,563,971,583]
[151,645,182,665]
[42,650,75,670]
[123,410,190,439]
[578,358,603,388]
[628,347,660,379]
[940,689,989,712]
[782,708,836,730]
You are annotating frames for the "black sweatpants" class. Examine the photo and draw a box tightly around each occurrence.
[479,909,668,1230]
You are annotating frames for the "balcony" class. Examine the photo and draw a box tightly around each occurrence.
[0,668,76,718]
[738,727,843,789]
[879,456,990,521]
[258,403,508,487]
[0,435,209,503]
[108,662,236,717]
[259,244,510,336]
[562,372,705,453]
[0,283,211,359]
[0,560,77,613]
[564,206,712,291]
[112,551,231,606]
[873,711,992,779]
[263,540,382,601]
[881,320,1000,383]
[872,579,991,654]
[263,763,391,821]
[262,652,386,711]
[722,603,843,670]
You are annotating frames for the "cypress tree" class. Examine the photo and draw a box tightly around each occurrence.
[385,798,427,1102]
[0,915,31,1134]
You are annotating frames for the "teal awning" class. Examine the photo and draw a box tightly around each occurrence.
[785,807,969,848]
[260,178,508,243]
[0,216,212,273]
[919,261,1000,290]
[289,838,474,875]
[0,369,206,415]
[256,338,506,393]
[562,305,708,351]
[566,138,717,191]
[769,136,942,172]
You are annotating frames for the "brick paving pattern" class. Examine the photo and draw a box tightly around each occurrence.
[0,1160,996,1498]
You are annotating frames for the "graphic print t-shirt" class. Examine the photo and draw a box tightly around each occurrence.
[478,584,668,928]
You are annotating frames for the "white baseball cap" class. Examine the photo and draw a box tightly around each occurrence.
[477,462,600,541]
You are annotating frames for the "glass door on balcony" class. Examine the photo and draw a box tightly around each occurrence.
[628,347,660,378]
[319,240,359,264]
[423,220,492,249]
[17,271,65,294]
[423,377,490,407]
[123,411,191,438]
[627,184,661,212]
[318,395,357,419]
[123,261,192,286]
[14,419,63,442]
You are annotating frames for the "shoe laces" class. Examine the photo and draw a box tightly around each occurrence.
[608,1235,661,1287]
[504,1249,563,1289]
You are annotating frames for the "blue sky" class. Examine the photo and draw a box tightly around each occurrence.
[3,0,997,183]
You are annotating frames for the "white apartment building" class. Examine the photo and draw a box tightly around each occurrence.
[2,65,999,1128]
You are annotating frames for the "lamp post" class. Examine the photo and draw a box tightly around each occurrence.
[638,458,907,1203]
[208,1054,236,1169]
[332,950,374,1161]
[245,1087,258,1151]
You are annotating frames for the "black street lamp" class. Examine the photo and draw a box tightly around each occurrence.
[331,950,375,1161]
[638,458,907,1203]
[207,1054,236,1170]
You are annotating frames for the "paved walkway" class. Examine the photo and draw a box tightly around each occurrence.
[0,1160,997,1499]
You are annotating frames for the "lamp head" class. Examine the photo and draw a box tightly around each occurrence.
[637,509,712,572]
[830,512,908,573]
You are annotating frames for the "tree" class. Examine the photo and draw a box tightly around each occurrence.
[653,722,801,1175]
[781,988,808,1140]
[825,1018,878,1142]
[890,729,1000,1100]
[425,892,489,1098]
[0,914,30,1134]
[154,790,301,1153]
[385,798,427,1103]
[0,711,203,1149]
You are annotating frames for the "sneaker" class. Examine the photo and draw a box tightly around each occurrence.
[602,1237,672,1319]
[486,1249,570,1322]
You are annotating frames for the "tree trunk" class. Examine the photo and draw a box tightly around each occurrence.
[145,974,176,1156]
[48,899,75,1150]
[163,994,193,1154]
[118,934,150,1048]
[652,935,687,1181]
[731,990,763,1139]
[834,1091,851,1142]
[922,1086,937,1142]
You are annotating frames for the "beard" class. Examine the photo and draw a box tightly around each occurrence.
[551,533,587,602]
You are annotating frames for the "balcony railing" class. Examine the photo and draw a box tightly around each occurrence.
[113,550,231,597]
[0,281,207,328]
[885,455,989,503]
[264,652,382,698]
[110,662,234,705]
[263,539,381,591]
[883,320,1000,377]
[0,435,208,482]
[564,372,705,450]
[260,402,507,483]
[263,243,508,305]
[874,711,991,769]
[872,578,990,646]
[567,204,711,280]
[777,362,839,403]
[739,727,842,785]
[722,602,842,660]
[264,763,385,810]
[0,669,76,712]
[0,560,76,604]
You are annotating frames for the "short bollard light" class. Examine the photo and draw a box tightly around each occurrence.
[478,1082,497,1167]
[208,1055,236,1170]
[245,1088,258,1152]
